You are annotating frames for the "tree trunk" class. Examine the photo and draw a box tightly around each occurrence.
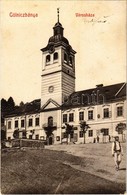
[84,132,85,144]
[70,134,71,143]
[47,137,49,145]
[122,132,123,142]
[67,134,68,144]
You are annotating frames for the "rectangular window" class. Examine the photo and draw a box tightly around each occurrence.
[117,106,123,117]
[21,119,25,128]
[8,121,11,129]
[35,134,39,140]
[79,111,84,121]
[15,120,18,128]
[35,118,40,126]
[28,119,33,127]
[103,108,109,118]
[79,131,83,138]
[69,113,74,122]
[63,114,67,123]
[88,110,93,120]
[103,129,109,136]
[88,130,93,137]
[56,136,60,141]
[22,131,26,138]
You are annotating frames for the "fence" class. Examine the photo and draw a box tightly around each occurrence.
[8,139,45,149]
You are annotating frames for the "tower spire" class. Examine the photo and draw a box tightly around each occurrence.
[57,8,59,22]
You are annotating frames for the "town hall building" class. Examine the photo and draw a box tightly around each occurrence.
[5,10,126,145]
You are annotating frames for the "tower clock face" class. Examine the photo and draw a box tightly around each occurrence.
[48,86,54,93]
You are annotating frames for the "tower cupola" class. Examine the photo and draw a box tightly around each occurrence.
[53,8,64,37]
[41,8,72,52]
[53,22,64,37]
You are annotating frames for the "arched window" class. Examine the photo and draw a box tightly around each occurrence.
[46,55,50,63]
[69,56,73,65]
[54,52,58,60]
[48,116,53,127]
[64,53,67,62]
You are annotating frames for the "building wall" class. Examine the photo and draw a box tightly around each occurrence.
[61,100,126,143]
[41,46,76,107]
[5,99,126,144]
[41,109,62,144]
[62,72,75,103]
[5,113,42,140]
[42,47,62,71]
[41,47,62,107]
[41,72,62,107]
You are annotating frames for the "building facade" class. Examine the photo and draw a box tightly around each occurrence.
[5,12,126,144]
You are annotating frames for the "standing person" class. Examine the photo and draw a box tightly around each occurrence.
[112,136,123,171]
[109,135,111,142]
[97,136,99,143]
[93,138,96,143]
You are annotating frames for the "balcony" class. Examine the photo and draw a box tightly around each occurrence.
[43,122,57,130]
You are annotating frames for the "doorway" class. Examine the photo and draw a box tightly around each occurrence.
[49,136,53,145]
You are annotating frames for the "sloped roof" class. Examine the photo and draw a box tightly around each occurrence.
[41,98,60,110]
[4,83,126,117]
[62,82,126,109]
[115,83,126,98]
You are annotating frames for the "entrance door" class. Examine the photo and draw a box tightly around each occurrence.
[49,136,53,145]
[70,133,77,143]
[74,133,78,142]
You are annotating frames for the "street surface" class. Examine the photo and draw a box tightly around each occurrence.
[46,142,126,184]
[1,142,126,194]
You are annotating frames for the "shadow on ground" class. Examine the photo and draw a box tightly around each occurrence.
[1,148,126,194]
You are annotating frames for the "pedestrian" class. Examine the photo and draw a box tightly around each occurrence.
[93,138,96,143]
[109,135,111,142]
[112,136,123,171]
[97,136,99,143]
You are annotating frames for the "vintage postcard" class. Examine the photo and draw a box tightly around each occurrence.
[1,0,126,194]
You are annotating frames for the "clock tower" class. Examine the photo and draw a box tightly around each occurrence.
[40,9,76,108]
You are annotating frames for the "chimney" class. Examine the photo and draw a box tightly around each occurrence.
[96,84,103,88]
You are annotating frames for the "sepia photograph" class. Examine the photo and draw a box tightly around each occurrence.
[1,0,126,194]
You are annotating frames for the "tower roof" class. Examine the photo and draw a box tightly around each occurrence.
[48,35,69,45]
[54,21,62,27]
[41,9,76,53]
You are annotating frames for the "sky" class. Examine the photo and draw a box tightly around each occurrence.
[1,0,126,105]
